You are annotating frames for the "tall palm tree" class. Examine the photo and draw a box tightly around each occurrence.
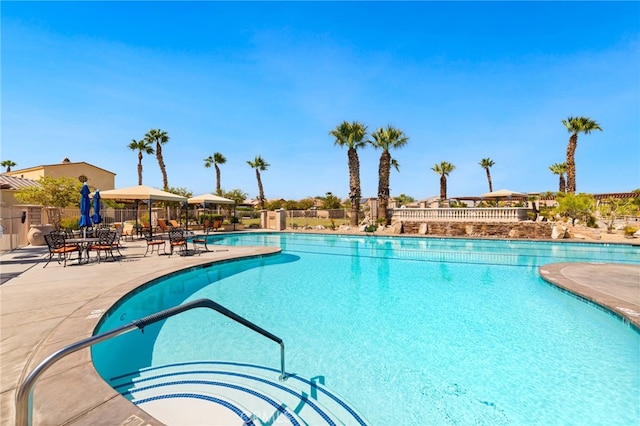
[145,129,170,191]
[369,125,409,224]
[549,162,567,194]
[1,160,16,172]
[329,121,368,227]
[479,158,495,192]
[561,116,602,194]
[204,152,227,195]
[432,161,456,200]
[247,156,270,210]
[128,139,154,185]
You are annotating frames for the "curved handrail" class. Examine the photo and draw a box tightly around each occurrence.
[15,298,286,426]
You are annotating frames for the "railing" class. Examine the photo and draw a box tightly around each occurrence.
[390,207,532,222]
[15,298,286,426]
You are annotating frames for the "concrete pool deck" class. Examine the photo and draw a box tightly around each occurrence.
[1,236,638,425]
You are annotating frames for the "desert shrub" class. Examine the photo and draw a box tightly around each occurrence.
[624,226,638,236]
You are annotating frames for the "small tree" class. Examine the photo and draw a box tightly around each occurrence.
[14,176,82,230]
[321,192,341,209]
[598,197,638,232]
[554,193,596,226]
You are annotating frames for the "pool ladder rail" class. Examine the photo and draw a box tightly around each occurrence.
[15,298,287,426]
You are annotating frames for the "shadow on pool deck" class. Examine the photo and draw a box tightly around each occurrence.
[0,238,638,425]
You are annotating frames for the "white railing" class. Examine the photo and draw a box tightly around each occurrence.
[390,208,531,222]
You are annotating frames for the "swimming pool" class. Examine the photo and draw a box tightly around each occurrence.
[94,234,640,425]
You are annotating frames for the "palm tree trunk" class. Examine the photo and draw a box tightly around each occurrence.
[559,175,566,193]
[156,144,168,191]
[377,151,391,224]
[137,152,143,185]
[348,147,361,227]
[215,165,221,195]
[256,169,265,210]
[485,169,493,192]
[440,175,447,200]
[566,133,578,194]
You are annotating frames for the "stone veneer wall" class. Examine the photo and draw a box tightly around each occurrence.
[399,221,554,239]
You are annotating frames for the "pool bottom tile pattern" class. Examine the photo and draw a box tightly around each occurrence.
[109,361,369,425]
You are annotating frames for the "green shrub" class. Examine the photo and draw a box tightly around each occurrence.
[624,226,638,236]
[60,217,80,230]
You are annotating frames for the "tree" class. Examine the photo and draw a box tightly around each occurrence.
[247,156,269,210]
[369,125,409,224]
[549,162,567,194]
[598,197,638,232]
[321,192,341,209]
[479,158,495,192]
[554,192,596,225]
[330,121,368,227]
[14,176,81,230]
[221,188,248,206]
[431,161,456,200]
[204,152,227,195]
[395,193,415,207]
[1,160,16,172]
[128,139,154,185]
[561,116,602,194]
[145,129,170,191]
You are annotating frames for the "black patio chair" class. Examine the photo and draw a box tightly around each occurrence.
[43,233,79,268]
[143,229,166,256]
[168,228,188,256]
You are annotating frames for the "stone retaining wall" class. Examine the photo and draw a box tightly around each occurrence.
[398,221,554,239]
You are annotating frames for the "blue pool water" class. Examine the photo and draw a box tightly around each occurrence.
[94,234,640,425]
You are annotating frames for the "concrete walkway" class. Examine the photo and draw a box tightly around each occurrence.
[1,237,639,426]
[1,238,280,426]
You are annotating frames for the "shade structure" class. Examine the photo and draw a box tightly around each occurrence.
[78,183,92,229]
[187,193,234,205]
[99,185,187,238]
[91,189,102,224]
[481,189,528,198]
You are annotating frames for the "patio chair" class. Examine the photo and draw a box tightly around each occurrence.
[88,229,118,263]
[43,233,79,268]
[168,228,188,256]
[111,225,124,256]
[143,230,166,256]
[212,219,223,231]
[121,223,135,241]
[192,227,211,254]
[169,219,180,228]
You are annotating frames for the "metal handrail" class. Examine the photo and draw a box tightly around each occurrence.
[15,298,286,426]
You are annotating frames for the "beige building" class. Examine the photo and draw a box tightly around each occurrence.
[1,159,116,251]
[5,158,116,192]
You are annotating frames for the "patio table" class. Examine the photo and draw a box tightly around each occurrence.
[65,237,100,264]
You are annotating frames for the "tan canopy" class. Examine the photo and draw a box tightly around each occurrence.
[187,193,234,205]
[98,185,187,203]
[481,189,528,199]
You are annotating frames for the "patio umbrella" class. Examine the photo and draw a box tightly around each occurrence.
[91,189,102,225]
[78,183,92,237]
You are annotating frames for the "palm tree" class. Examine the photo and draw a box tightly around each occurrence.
[247,156,270,210]
[549,162,567,193]
[329,121,368,226]
[145,129,170,191]
[204,152,227,195]
[369,125,409,224]
[1,160,16,172]
[127,139,154,185]
[431,161,456,200]
[561,116,602,194]
[479,158,495,192]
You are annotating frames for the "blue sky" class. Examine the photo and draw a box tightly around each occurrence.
[2,1,639,201]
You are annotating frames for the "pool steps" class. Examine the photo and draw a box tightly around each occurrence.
[109,361,369,425]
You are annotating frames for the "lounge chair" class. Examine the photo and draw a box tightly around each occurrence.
[157,218,170,233]
[43,233,79,268]
[121,223,135,241]
[169,219,180,228]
